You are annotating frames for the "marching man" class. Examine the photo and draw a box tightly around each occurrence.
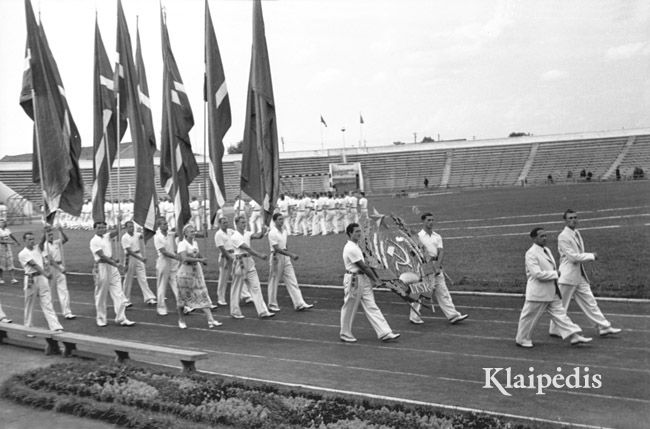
[18,231,63,331]
[340,223,400,343]
[42,225,76,319]
[154,218,179,316]
[121,221,157,306]
[267,213,314,312]
[249,199,263,234]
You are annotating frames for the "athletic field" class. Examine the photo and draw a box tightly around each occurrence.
[0,180,648,428]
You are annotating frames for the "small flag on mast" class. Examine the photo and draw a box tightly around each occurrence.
[320,115,327,127]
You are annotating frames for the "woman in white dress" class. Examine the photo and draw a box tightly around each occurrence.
[175,224,222,329]
[0,219,19,284]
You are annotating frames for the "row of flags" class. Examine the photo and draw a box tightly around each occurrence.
[320,114,365,128]
[20,0,279,236]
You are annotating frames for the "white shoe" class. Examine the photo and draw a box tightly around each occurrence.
[340,335,358,343]
[380,332,401,342]
[598,326,622,336]
[449,314,468,324]
[178,320,187,329]
[64,314,77,320]
[119,319,135,327]
[570,334,593,345]
[208,320,223,328]
[516,340,533,348]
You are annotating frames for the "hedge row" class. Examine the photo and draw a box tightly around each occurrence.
[1,362,526,429]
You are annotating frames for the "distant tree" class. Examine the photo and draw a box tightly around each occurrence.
[421,136,435,143]
[393,141,405,145]
[227,140,244,154]
[509,132,532,137]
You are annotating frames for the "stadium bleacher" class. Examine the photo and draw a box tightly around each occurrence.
[1,130,648,205]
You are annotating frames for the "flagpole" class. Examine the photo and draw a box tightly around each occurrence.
[320,124,324,151]
[30,88,48,225]
[202,90,209,255]
[359,114,363,148]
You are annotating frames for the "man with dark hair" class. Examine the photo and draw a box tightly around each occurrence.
[121,221,156,306]
[18,231,63,331]
[267,213,313,312]
[516,227,591,347]
[549,210,621,337]
[340,223,399,343]
[411,212,467,325]
[90,221,134,327]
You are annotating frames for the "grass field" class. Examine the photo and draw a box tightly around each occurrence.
[4,180,649,298]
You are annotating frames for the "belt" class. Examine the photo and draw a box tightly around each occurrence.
[227,250,235,253]
[25,273,43,278]
[345,271,361,275]
[235,254,250,259]
[54,260,63,264]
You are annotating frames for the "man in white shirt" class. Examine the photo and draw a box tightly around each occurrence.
[214,216,236,306]
[516,227,592,347]
[154,218,179,316]
[229,215,274,319]
[90,221,134,327]
[358,191,368,224]
[42,225,75,319]
[18,232,63,331]
[248,199,263,234]
[267,213,314,312]
[121,221,156,306]
[346,192,359,224]
[190,197,201,232]
[277,194,293,235]
[549,210,621,337]
[412,212,468,325]
[311,193,324,236]
[340,223,399,343]
[324,193,338,234]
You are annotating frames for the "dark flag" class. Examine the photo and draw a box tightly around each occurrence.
[240,0,280,224]
[160,8,199,231]
[205,0,231,225]
[116,0,157,235]
[19,0,84,220]
[320,115,327,127]
[92,18,118,223]
[360,114,364,124]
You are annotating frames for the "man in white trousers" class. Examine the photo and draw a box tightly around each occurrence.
[516,227,592,347]
[90,221,135,327]
[229,216,274,319]
[42,225,76,319]
[121,221,156,306]
[267,213,314,312]
[154,218,179,316]
[340,223,400,343]
[549,210,621,337]
[248,199,263,234]
[18,232,63,331]
[410,212,468,325]
[214,216,235,306]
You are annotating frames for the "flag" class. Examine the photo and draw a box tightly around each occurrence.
[205,0,231,226]
[19,0,84,220]
[116,0,157,235]
[360,114,364,124]
[320,115,327,127]
[160,8,199,231]
[91,17,118,223]
[240,0,280,224]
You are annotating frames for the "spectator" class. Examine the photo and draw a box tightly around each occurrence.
[423,177,429,188]
[580,169,586,179]
[567,170,573,180]
[546,174,554,184]
[586,171,593,181]
[615,167,621,181]
[633,167,644,180]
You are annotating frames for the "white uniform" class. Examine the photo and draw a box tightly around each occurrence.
[325,197,337,234]
[294,197,310,235]
[340,240,392,340]
[267,225,309,310]
[347,194,359,224]
[214,228,236,305]
[121,232,156,304]
[249,200,263,234]
[358,196,368,224]
[154,230,179,315]
[229,230,271,317]
[190,200,201,231]
[311,197,323,236]
[90,233,129,325]
[277,199,292,235]
[18,247,62,331]
[412,229,462,322]
[43,239,73,317]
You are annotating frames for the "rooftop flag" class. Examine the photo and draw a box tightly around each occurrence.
[240,0,279,224]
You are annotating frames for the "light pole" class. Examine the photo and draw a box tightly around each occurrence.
[341,127,347,163]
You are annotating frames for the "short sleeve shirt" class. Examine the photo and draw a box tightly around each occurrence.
[231,230,252,255]
[343,241,364,273]
[121,233,141,253]
[177,239,199,257]
[43,239,63,262]
[268,226,287,250]
[18,247,44,274]
[418,229,443,258]
[90,233,112,262]
[214,229,235,251]
[154,231,175,257]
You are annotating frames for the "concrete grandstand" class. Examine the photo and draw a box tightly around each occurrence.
[1,128,648,206]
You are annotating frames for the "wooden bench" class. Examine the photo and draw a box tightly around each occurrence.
[0,323,60,355]
[53,332,208,373]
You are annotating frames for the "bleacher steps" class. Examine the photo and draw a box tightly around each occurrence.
[517,143,539,184]
[440,151,453,188]
[602,136,636,180]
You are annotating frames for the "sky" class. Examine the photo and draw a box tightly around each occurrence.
[0,0,649,160]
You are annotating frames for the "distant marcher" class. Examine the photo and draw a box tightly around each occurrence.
[340,223,400,343]
[0,219,19,284]
[549,210,621,338]
[90,221,135,327]
[0,296,11,323]
[176,224,222,329]
[267,213,314,312]
[214,216,235,306]
[515,227,592,348]
[18,232,63,331]
[42,225,76,319]
[423,177,429,188]
[410,213,468,325]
